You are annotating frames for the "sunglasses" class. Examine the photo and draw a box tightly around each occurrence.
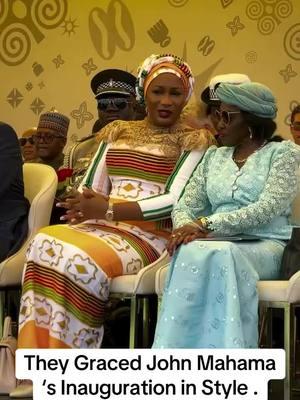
[35,134,64,144]
[19,137,35,146]
[215,109,241,125]
[290,123,300,131]
[97,98,131,111]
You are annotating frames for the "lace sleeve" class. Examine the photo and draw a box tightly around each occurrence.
[208,141,300,235]
[172,146,217,228]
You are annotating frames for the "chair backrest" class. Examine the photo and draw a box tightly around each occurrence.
[287,270,300,303]
[291,191,300,226]
[24,163,58,235]
[65,137,98,185]
[155,264,169,297]
[291,168,300,225]
[0,163,57,286]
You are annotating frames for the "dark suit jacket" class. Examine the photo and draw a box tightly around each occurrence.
[0,122,29,261]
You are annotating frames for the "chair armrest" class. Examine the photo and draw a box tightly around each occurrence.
[0,230,37,287]
[287,270,300,303]
[155,264,169,296]
[133,251,170,295]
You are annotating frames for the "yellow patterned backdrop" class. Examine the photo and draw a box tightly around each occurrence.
[1,0,299,147]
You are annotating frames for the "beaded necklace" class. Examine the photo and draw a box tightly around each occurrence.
[145,118,183,134]
[233,140,268,164]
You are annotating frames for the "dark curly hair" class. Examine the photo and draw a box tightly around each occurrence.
[241,111,283,142]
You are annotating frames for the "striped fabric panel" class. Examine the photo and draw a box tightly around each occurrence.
[156,218,173,231]
[83,141,108,188]
[165,151,190,191]
[139,149,206,220]
[23,262,106,327]
[106,149,177,184]
[143,204,173,221]
[96,224,161,266]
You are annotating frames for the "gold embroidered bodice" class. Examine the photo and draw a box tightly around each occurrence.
[96,118,216,158]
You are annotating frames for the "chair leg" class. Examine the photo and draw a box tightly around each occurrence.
[291,305,298,395]
[259,305,273,348]
[142,297,150,348]
[0,290,4,337]
[266,308,273,348]
[283,304,292,400]
[295,305,300,378]
[129,296,138,349]
[259,304,268,347]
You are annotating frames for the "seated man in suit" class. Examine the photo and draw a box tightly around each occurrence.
[0,122,29,262]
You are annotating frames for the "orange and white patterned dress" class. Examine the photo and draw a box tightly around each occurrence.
[18,119,215,349]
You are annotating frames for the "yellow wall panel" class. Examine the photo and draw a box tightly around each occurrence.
[1,0,299,146]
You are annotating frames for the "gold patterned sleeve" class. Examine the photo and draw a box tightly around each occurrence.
[96,119,126,143]
[178,127,217,152]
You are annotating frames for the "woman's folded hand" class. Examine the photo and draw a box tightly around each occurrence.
[56,188,109,224]
[167,222,207,256]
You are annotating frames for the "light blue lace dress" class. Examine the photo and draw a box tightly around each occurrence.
[153,140,300,348]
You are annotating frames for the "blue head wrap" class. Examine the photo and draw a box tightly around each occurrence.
[215,82,277,119]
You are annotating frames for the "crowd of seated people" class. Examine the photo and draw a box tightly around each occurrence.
[1,52,299,398]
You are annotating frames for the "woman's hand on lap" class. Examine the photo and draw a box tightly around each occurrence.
[167,222,207,256]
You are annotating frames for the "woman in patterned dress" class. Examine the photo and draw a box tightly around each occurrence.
[17,54,216,349]
[153,81,300,349]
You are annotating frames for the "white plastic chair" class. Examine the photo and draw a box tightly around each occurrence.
[258,190,300,400]
[258,272,300,400]
[155,263,168,313]
[0,163,57,333]
[109,250,170,348]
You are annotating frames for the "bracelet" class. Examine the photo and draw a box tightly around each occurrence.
[187,221,207,233]
[198,217,213,232]
[105,199,114,222]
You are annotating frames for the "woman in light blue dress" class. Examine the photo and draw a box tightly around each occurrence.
[153,82,300,348]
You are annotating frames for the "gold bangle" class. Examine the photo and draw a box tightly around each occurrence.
[199,217,213,232]
[188,221,206,233]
